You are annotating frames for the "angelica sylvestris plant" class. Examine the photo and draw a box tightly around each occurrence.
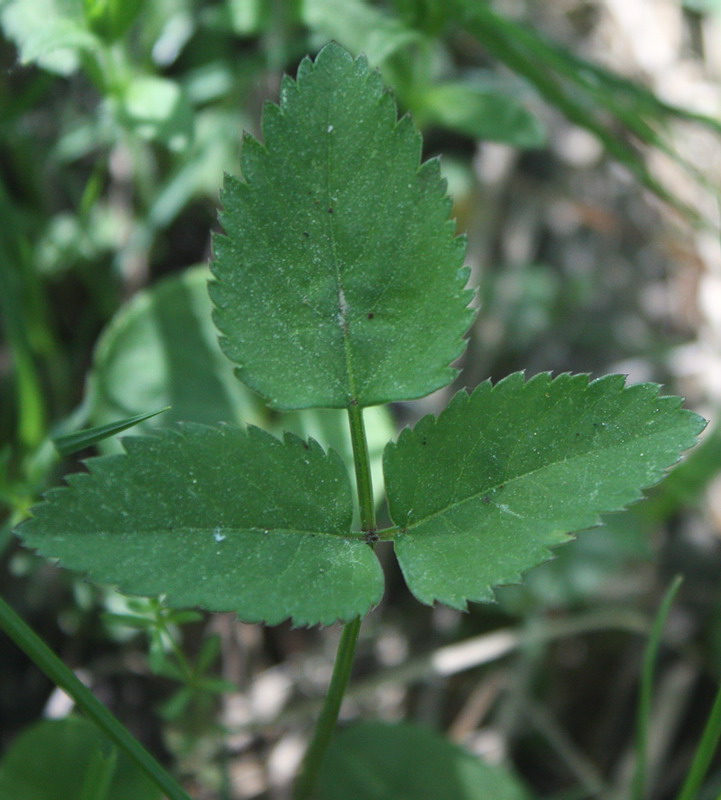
[16,43,705,797]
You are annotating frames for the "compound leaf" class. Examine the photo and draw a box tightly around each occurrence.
[210,42,473,410]
[384,373,705,609]
[18,424,383,626]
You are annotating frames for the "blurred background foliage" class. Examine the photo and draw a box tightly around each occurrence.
[2,0,721,797]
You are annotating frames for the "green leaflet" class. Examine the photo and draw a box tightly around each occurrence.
[19,424,383,626]
[384,373,705,609]
[210,42,474,410]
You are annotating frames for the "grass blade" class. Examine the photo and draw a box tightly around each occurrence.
[632,575,684,800]
[53,407,171,456]
[675,681,721,800]
[451,2,708,223]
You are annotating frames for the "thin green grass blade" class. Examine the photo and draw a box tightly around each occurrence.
[675,682,721,800]
[450,1,706,222]
[632,575,684,800]
[53,407,171,456]
[0,216,47,450]
[536,41,721,136]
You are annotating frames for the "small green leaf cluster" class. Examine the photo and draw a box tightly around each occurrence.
[101,598,234,722]
[16,44,705,630]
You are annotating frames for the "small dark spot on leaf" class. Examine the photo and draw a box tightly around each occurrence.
[327,207,334,214]
[367,312,375,319]
[482,495,491,504]
[302,231,310,238]
[421,439,427,445]
[302,442,310,450]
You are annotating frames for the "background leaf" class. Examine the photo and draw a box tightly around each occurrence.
[83,0,144,43]
[18,424,383,626]
[88,267,262,432]
[316,721,531,799]
[0,717,160,800]
[302,0,422,65]
[210,42,474,410]
[384,372,705,609]
[416,81,546,148]
[87,266,393,504]
[0,0,100,75]
[494,513,652,614]
[112,76,194,152]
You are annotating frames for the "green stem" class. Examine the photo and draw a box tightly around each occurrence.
[0,596,193,800]
[675,681,721,800]
[293,405,376,799]
[346,403,376,533]
[294,617,362,799]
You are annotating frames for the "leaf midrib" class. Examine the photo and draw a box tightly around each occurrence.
[70,525,364,541]
[324,85,357,406]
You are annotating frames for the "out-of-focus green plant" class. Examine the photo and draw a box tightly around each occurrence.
[83,0,144,44]
[1,3,720,799]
